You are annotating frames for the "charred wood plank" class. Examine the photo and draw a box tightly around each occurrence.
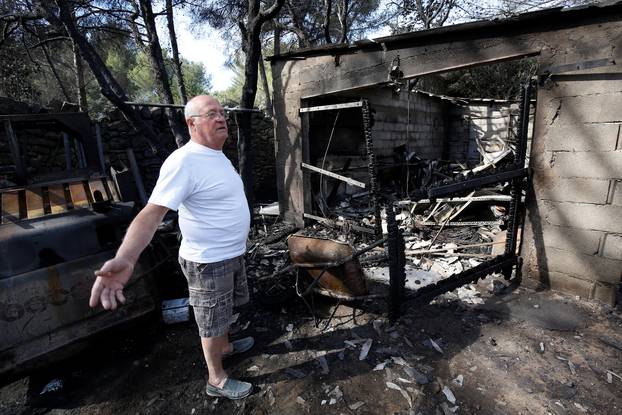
[427,166,528,199]
[304,213,375,234]
[301,162,366,188]
[299,101,363,113]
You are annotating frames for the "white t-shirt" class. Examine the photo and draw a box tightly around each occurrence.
[148,140,250,263]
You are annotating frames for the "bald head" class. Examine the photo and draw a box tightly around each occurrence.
[184,95,218,120]
[184,95,228,150]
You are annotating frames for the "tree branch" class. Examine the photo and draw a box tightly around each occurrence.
[259,0,285,22]
[323,0,332,44]
[28,35,71,48]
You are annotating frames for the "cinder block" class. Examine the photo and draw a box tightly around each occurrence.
[544,123,620,152]
[556,93,622,124]
[541,200,622,233]
[592,282,618,305]
[533,173,610,204]
[543,247,622,284]
[549,151,622,179]
[602,234,622,260]
[529,151,554,171]
[542,224,602,255]
[550,75,622,98]
[540,271,594,299]
[611,180,622,206]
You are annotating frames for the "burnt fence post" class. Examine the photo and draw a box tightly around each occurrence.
[387,203,406,322]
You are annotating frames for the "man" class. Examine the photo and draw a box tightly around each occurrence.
[89,95,254,400]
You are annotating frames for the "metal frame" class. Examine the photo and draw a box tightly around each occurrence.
[387,79,534,318]
[0,113,101,187]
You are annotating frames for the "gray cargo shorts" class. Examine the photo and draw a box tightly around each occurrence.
[178,255,249,338]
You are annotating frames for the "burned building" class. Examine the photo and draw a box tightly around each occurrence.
[269,2,622,305]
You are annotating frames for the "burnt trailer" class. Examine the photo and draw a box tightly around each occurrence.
[0,113,164,383]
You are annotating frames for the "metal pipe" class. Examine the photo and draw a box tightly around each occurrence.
[63,133,72,170]
[94,123,106,175]
[4,120,26,184]
[126,148,147,206]
[124,101,264,113]
[75,139,87,168]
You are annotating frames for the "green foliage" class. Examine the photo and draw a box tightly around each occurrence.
[105,46,136,95]
[0,38,39,102]
[417,57,538,100]
[444,59,538,100]
[212,49,272,109]
[128,52,157,102]
[126,50,211,104]
[183,61,212,99]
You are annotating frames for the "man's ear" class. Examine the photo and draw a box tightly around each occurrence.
[186,117,195,129]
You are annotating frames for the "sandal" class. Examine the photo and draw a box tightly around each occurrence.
[206,377,252,399]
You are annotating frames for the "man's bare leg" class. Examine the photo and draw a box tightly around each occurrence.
[221,330,234,355]
[201,334,230,387]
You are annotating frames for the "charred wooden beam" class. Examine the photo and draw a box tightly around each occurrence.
[304,213,375,234]
[362,100,382,238]
[301,162,366,188]
[426,166,528,199]
[387,204,406,321]
[299,101,363,113]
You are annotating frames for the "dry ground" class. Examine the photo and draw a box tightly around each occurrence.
[1,276,621,415]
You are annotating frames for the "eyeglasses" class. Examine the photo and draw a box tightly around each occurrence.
[191,110,226,120]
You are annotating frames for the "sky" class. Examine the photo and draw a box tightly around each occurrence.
[164,8,392,93]
[159,11,235,91]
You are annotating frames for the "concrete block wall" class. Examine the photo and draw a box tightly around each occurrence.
[338,88,449,160]
[311,88,451,194]
[272,3,622,301]
[523,70,622,305]
[370,90,448,160]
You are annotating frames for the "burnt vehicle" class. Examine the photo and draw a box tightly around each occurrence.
[0,112,166,383]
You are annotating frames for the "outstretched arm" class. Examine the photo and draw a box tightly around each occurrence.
[89,203,169,310]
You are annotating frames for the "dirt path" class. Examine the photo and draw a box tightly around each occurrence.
[1,278,621,415]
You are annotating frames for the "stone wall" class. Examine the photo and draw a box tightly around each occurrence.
[101,108,277,202]
[221,113,278,203]
[0,98,74,186]
[0,98,278,203]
